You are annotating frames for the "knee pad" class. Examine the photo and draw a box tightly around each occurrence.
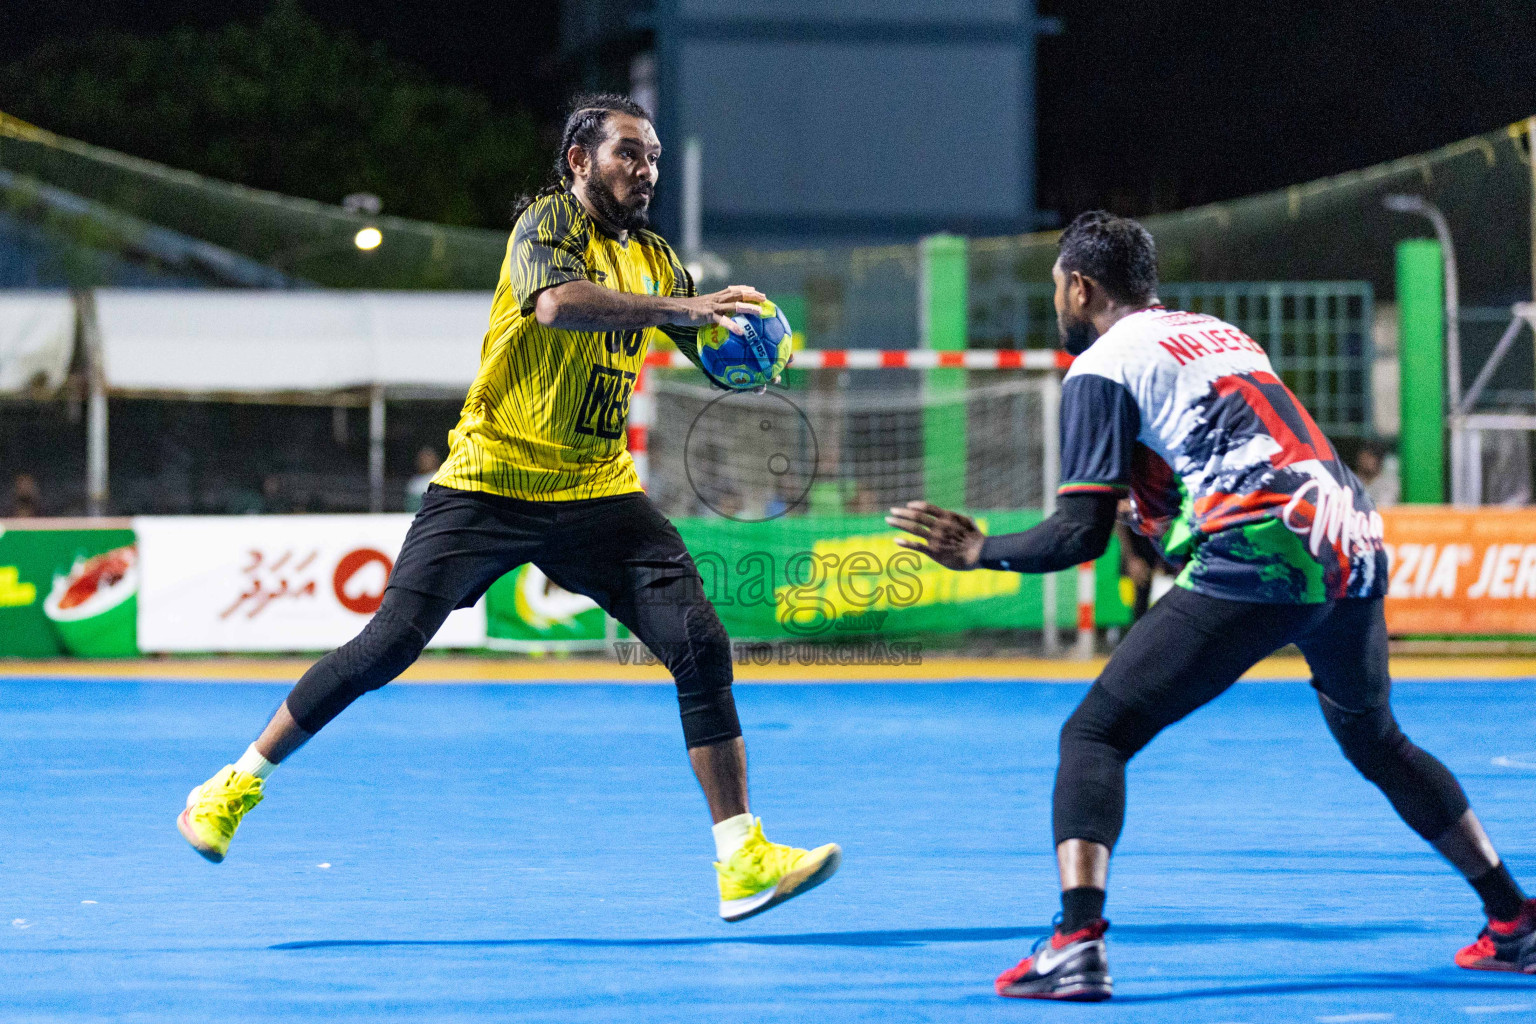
[286,606,431,732]
[1060,683,1162,761]
[1053,685,1144,849]
[1318,694,1468,840]
[345,607,431,692]
[1318,697,1405,779]
[674,604,739,748]
[622,563,739,746]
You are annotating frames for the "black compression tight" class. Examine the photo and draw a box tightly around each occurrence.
[283,582,742,749]
[1053,588,1469,850]
[284,587,452,733]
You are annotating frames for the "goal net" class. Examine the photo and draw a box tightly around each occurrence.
[644,375,1054,522]
[636,362,1120,654]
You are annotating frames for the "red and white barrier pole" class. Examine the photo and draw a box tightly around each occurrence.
[643,349,1071,371]
[1074,562,1096,660]
[628,364,651,486]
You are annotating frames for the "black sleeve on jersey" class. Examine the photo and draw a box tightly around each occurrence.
[1057,374,1140,496]
[510,196,591,315]
[976,492,1119,573]
[653,247,719,382]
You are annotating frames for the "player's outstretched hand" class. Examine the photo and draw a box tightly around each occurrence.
[886,500,984,571]
[675,285,768,335]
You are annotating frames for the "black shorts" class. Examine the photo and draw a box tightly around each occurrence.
[1099,585,1390,722]
[390,483,700,614]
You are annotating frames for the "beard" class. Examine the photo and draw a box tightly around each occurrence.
[587,170,651,232]
[1057,314,1098,356]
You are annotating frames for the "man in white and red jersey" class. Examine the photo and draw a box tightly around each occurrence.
[888,211,1534,1000]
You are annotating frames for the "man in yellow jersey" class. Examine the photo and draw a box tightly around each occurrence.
[177,94,840,923]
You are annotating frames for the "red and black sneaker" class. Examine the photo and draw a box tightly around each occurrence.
[1456,899,1536,974]
[995,918,1113,1001]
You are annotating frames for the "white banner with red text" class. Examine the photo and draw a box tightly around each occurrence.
[132,515,487,652]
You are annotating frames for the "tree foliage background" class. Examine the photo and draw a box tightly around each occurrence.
[0,1,544,228]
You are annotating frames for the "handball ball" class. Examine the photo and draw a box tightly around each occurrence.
[697,300,793,390]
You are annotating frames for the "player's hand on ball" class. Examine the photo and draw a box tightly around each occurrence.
[886,501,984,571]
[677,285,768,335]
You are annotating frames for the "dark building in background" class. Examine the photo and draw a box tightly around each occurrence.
[560,0,1056,248]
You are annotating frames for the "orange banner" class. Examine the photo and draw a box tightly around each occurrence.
[1382,507,1536,634]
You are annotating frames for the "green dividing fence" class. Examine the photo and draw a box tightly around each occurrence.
[968,280,1376,440]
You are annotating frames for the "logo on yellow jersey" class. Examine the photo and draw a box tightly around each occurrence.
[575,366,637,440]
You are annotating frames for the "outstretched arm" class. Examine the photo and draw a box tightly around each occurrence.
[972,493,1119,572]
[886,493,1119,573]
[534,280,767,335]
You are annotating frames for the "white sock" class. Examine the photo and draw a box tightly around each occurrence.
[234,743,276,780]
[712,812,754,861]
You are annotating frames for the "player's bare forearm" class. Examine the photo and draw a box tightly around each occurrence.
[535,280,769,335]
[534,280,689,332]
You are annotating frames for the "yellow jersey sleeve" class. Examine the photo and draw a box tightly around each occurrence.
[509,194,591,314]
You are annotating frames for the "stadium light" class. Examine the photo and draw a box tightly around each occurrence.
[1383,193,1466,502]
[354,226,383,252]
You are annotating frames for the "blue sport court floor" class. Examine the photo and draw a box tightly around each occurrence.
[2,663,1534,1022]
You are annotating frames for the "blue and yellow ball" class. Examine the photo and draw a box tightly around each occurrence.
[697,300,793,390]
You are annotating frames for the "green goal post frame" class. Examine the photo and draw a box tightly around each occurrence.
[1397,238,1445,504]
[920,233,968,507]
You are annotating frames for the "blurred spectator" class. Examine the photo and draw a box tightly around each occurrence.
[261,474,285,513]
[9,473,41,517]
[845,484,880,515]
[1352,442,1399,508]
[405,447,441,513]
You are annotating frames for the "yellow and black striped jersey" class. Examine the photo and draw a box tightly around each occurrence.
[434,191,704,501]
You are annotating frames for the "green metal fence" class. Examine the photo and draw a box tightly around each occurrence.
[969,280,1375,439]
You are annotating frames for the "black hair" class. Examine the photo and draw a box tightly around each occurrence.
[510,93,653,223]
[1056,210,1159,305]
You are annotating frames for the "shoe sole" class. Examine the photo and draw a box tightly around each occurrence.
[999,987,1114,1002]
[720,844,841,922]
[1458,959,1536,974]
[998,973,1114,1001]
[177,808,225,864]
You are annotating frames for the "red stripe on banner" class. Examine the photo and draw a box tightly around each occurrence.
[995,350,1023,369]
[938,351,965,368]
[627,425,648,451]
[1055,351,1075,370]
[880,351,906,367]
[821,351,848,368]
[644,353,670,368]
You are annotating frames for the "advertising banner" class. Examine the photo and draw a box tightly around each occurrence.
[484,563,607,649]
[0,510,1133,657]
[0,524,138,657]
[133,515,486,652]
[1381,507,1536,635]
[671,512,1128,641]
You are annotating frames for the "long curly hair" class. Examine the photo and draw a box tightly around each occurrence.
[510,93,653,224]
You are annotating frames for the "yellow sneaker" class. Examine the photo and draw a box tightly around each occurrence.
[176,766,263,863]
[715,818,841,922]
